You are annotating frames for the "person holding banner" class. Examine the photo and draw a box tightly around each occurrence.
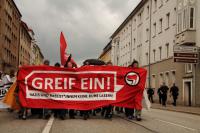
[130,60,142,121]
[64,59,76,120]
[101,61,113,119]
[125,60,139,120]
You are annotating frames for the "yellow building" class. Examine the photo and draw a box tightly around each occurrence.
[99,41,112,63]
[33,43,44,65]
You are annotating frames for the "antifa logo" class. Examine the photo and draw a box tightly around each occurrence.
[0,88,8,100]
[125,72,140,86]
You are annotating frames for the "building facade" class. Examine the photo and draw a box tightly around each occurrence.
[0,0,21,73]
[99,41,112,63]
[19,21,32,66]
[111,0,200,106]
[33,43,44,65]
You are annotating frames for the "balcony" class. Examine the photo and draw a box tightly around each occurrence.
[175,30,196,45]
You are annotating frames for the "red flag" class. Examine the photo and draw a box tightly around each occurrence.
[60,32,67,66]
[60,32,77,67]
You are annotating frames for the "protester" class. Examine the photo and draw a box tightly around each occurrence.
[124,60,142,120]
[130,60,143,121]
[52,62,66,120]
[147,87,154,103]
[101,61,113,119]
[170,83,179,106]
[32,60,51,119]
[64,60,76,119]
[157,86,162,105]
[160,83,169,107]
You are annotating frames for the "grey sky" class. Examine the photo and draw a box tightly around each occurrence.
[15,0,141,65]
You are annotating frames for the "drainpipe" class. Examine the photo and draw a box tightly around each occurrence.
[130,19,133,63]
[148,0,153,88]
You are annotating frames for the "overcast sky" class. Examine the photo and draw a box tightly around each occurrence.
[15,0,141,65]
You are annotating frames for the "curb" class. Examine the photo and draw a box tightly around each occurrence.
[152,107,200,116]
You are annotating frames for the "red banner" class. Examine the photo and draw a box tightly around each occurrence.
[17,66,147,110]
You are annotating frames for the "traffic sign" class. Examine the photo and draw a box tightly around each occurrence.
[174,53,198,58]
[174,58,198,63]
[173,45,199,53]
[173,45,199,64]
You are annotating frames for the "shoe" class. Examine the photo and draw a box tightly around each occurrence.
[69,116,75,119]
[93,113,96,116]
[45,114,51,119]
[22,115,26,120]
[54,114,58,118]
[38,114,43,119]
[136,115,142,121]
[83,115,87,120]
[60,116,66,120]
[128,116,133,120]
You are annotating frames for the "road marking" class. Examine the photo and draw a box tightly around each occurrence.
[156,119,197,132]
[42,115,54,133]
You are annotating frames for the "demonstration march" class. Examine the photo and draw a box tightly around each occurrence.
[0,32,150,122]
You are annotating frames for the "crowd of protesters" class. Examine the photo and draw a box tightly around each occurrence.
[0,57,179,121]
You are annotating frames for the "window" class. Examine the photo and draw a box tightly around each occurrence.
[154,0,157,12]
[186,64,192,73]
[133,38,136,47]
[165,72,169,86]
[147,5,150,18]
[159,73,164,85]
[133,19,136,29]
[159,46,162,60]
[183,8,187,30]
[189,7,195,29]
[177,12,182,33]
[138,11,143,25]
[146,52,149,64]
[153,23,156,37]
[166,43,169,58]
[172,71,176,84]
[153,49,156,62]
[166,13,170,29]
[152,75,156,88]
[159,18,163,33]
[146,28,149,41]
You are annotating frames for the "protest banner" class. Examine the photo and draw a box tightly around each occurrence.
[18,66,147,110]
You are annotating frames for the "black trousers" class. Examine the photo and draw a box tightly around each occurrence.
[159,95,162,104]
[161,95,167,106]
[125,108,134,117]
[172,96,177,106]
[148,95,154,103]
[102,105,112,117]
[69,109,74,117]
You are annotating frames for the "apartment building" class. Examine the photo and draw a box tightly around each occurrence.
[0,0,21,73]
[111,0,200,106]
[19,21,32,66]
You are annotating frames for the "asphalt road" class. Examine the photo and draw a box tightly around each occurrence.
[0,108,200,133]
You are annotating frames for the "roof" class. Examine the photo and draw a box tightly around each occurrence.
[10,0,22,17]
[21,21,32,40]
[110,0,147,39]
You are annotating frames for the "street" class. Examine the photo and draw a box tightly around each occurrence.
[0,108,200,133]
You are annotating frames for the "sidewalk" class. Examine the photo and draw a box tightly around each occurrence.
[151,103,200,116]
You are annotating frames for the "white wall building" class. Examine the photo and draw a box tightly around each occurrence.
[111,0,200,106]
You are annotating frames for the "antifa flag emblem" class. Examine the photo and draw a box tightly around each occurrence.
[125,72,140,86]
